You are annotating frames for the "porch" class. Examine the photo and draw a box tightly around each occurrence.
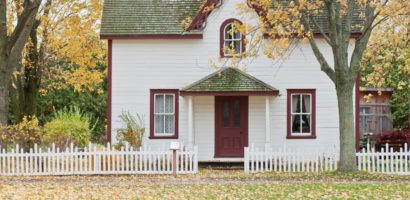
[179,67,279,161]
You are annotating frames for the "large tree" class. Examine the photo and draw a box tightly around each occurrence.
[361,15,409,130]
[0,0,41,125]
[231,0,409,171]
[8,0,105,122]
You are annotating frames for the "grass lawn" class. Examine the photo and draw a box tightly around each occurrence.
[0,169,409,199]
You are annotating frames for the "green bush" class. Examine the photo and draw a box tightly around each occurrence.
[116,111,145,149]
[0,116,42,152]
[43,107,93,149]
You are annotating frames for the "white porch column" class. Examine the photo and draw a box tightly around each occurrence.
[188,96,194,147]
[265,96,271,148]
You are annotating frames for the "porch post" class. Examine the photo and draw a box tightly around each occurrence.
[265,96,271,149]
[188,96,194,147]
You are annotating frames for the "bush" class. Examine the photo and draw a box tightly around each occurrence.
[116,111,145,149]
[43,107,93,149]
[0,116,42,152]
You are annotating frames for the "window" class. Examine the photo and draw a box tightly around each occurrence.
[150,89,179,139]
[220,19,245,57]
[287,89,316,139]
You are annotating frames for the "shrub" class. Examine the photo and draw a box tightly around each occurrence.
[116,111,145,149]
[43,107,93,149]
[0,116,42,152]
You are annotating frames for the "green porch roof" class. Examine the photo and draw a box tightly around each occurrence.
[180,68,279,94]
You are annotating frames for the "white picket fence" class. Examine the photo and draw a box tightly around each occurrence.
[244,144,338,173]
[357,143,409,175]
[0,143,198,176]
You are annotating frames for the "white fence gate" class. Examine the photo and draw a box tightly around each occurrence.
[357,143,409,175]
[0,143,198,176]
[244,145,338,173]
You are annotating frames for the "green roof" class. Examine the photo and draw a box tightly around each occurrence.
[271,1,364,33]
[101,0,202,35]
[181,68,279,92]
[100,0,364,36]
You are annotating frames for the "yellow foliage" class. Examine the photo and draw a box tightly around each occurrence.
[37,0,106,92]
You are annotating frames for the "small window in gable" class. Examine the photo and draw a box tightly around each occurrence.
[220,19,245,57]
[150,89,179,139]
[287,89,316,139]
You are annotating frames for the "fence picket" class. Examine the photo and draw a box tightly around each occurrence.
[0,143,198,176]
[244,143,410,175]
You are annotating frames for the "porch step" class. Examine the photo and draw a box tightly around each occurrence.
[199,162,244,170]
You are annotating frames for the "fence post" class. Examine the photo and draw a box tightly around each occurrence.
[194,146,198,173]
[93,145,99,174]
[244,146,249,173]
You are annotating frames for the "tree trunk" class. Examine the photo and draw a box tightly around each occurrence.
[337,83,357,172]
[0,64,9,125]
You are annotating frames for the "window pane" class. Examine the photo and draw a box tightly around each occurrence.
[223,100,230,127]
[233,41,241,54]
[234,100,240,127]
[224,41,230,54]
[233,25,241,39]
[301,115,311,133]
[154,115,164,133]
[164,115,174,133]
[302,95,311,113]
[224,24,233,39]
[292,95,301,113]
[165,95,174,113]
[155,95,164,113]
[291,114,301,133]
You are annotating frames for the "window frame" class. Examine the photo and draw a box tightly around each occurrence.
[287,89,316,139]
[220,18,245,57]
[149,89,179,139]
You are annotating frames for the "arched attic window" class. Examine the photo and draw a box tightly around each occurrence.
[220,19,245,57]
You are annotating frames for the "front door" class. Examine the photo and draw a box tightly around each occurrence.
[215,96,248,157]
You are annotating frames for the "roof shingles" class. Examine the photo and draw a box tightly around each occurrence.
[101,0,364,36]
[101,0,202,36]
[181,68,279,92]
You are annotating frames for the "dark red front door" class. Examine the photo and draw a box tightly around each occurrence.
[215,96,248,157]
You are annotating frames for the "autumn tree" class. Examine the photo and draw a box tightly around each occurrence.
[8,0,105,123]
[232,0,410,171]
[0,0,41,125]
[361,15,409,130]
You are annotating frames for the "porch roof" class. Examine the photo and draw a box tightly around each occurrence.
[180,67,279,96]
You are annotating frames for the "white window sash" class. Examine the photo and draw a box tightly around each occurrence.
[223,23,242,56]
[154,93,175,135]
[290,93,313,135]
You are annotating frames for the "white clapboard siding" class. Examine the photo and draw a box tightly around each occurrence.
[0,143,198,176]
[356,143,409,175]
[244,144,338,173]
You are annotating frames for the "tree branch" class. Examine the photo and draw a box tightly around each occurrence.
[308,37,336,83]
[0,0,7,53]
[7,0,41,51]
[348,4,375,83]
[309,16,332,45]
[342,0,356,45]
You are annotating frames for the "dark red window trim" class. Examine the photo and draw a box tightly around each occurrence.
[286,89,316,139]
[220,18,246,57]
[149,89,179,139]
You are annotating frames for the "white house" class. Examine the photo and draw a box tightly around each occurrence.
[100,0,361,162]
